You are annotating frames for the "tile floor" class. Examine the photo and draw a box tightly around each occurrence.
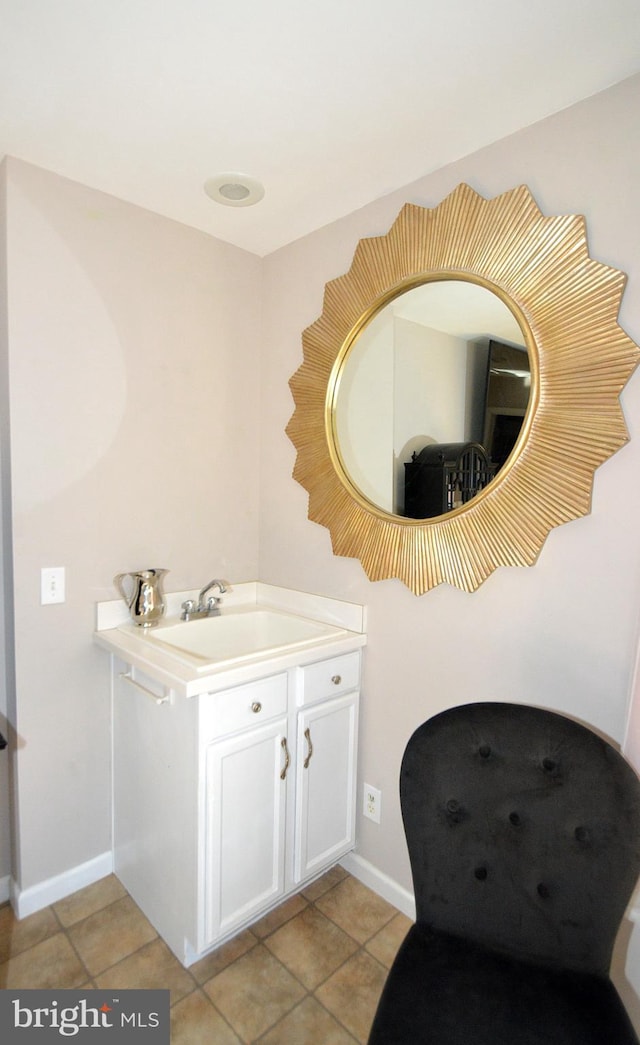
[0,866,412,1043]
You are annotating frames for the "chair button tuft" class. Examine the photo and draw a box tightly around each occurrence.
[537,882,550,899]
[474,866,488,881]
[542,757,557,773]
[478,744,491,759]
[444,798,467,825]
[509,811,521,827]
[574,825,590,843]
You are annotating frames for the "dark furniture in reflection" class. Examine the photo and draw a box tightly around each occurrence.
[368,702,640,1045]
[483,338,530,467]
[404,442,495,518]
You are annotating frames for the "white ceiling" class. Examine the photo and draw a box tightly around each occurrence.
[2,0,640,257]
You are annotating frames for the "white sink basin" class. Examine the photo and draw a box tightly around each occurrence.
[140,609,346,671]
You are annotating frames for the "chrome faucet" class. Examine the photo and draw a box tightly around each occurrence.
[180,579,227,621]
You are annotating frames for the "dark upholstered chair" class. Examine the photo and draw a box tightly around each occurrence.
[368,702,640,1044]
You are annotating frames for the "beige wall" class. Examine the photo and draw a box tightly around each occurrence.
[260,73,640,893]
[3,158,262,890]
[0,161,12,886]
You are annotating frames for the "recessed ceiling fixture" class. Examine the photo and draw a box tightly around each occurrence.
[204,172,265,207]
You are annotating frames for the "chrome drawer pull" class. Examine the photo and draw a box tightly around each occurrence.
[280,737,290,780]
[251,701,262,714]
[303,727,313,769]
[331,674,342,685]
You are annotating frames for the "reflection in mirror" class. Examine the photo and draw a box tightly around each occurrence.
[333,280,529,518]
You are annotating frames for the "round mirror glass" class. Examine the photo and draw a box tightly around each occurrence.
[332,279,531,519]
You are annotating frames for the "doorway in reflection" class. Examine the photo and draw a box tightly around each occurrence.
[333,280,530,518]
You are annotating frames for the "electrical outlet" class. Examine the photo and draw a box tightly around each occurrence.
[41,567,65,605]
[363,783,381,824]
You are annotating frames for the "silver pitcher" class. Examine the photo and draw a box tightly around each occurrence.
[114,568,168,627]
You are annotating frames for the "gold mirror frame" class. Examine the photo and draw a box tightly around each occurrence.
[286,184,639,594]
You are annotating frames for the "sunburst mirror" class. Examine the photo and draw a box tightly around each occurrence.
[286,184,639,594]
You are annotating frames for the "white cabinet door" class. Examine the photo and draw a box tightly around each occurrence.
[295,692,358,882]
[203,717,289,946]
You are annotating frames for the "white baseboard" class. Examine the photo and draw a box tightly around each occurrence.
[341,851,416,921]
[8,848,412,926]
[10,851,113,919]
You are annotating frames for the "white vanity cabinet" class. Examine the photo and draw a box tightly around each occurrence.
[111,646,361,966]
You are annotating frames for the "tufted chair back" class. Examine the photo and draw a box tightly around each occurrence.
[368,702,640,1044]
[401,702,640,975]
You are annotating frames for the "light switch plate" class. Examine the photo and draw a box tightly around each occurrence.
[41,567,65,605]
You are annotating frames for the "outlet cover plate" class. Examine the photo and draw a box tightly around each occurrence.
[363,783,381,824]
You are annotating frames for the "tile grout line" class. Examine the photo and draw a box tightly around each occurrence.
[60,896,163,986]
[195,986,246,1045]
[238,884,393,1044]
[53,908,94,988]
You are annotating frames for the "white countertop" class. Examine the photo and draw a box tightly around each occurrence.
[95,582,367,697]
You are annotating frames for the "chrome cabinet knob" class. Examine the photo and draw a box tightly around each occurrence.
[251,701,262,713]
[331,674,342,685]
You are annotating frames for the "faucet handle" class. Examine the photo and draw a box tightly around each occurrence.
[181,599,196,620]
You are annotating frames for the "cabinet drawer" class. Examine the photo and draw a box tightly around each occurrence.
[201,673,288,740]
[299,651,360,706]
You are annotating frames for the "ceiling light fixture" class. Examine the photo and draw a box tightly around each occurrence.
[204,172,265,208]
